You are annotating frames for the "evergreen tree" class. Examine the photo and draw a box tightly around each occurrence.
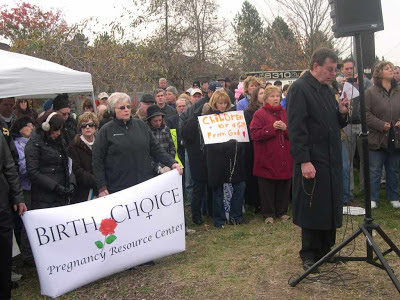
[266,16,295,42]
[233,1,265,71]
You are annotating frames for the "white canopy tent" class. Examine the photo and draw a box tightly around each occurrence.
[0,50,93,99]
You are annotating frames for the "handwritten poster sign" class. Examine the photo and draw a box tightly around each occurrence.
[198,111,249,144]
[22,171,185,298]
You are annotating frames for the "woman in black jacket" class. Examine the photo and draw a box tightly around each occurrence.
[201,90,247,228]
[67,112,98,203]
[25,111,76,209]
[92,92,182,197]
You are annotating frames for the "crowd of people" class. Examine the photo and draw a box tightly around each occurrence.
[1,47,400,298]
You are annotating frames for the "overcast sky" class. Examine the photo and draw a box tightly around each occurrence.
[2,0,400,65]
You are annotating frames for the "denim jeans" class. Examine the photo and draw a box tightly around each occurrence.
[212,181,245,227]
[369,149,400,202]
[344,123,364,191]
[342,141,354,203]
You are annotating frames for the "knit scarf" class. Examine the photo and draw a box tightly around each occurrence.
[265,103,282,111]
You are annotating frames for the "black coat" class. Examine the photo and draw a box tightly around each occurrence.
[202,106,247,187]
[1,117,19,166]
[244,108,257,176]
[0,133,23,229]
[180,96,210,182]
[287,71,347,230]
[160,104,177,119]
[92,117,176,194]
[67,135,97,203]
[205,139,247,187]
[25,130,76,209]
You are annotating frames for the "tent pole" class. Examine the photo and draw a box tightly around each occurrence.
[91,91,97,114]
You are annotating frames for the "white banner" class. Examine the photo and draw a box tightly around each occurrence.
[22,170,185,298]
[198,110,249,144]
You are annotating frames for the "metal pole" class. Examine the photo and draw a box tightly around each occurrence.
[355,33,373,259]
[91,91,97,115]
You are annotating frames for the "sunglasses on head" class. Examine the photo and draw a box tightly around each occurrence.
[116,105,131,110]
[80,122,95,129]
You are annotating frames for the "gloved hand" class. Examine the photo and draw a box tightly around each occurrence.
[54,184,75,197]
[54,184,65,196]
[64,184,75,197]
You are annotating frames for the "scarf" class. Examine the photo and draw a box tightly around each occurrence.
[80,135,95,150]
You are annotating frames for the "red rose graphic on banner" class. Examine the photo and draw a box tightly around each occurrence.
[99,218,117,235]
[95,218,118,251]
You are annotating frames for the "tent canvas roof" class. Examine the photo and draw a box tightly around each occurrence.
[0,50,93,99]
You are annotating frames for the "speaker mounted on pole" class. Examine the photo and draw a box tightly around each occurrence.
[329,0,384,38]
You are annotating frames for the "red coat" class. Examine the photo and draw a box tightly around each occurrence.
[250,104,293,180]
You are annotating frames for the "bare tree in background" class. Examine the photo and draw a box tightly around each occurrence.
[275,0,347,58]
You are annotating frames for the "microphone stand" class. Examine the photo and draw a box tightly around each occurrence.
[289,33,400,292]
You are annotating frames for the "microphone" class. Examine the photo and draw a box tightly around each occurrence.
[331,80,341,94]
[332,80,349,108]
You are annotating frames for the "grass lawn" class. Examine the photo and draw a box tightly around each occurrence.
[12,173,400,299]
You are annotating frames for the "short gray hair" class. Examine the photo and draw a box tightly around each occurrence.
[107,92,131,113]
[159,78,167,83]
[166,86,178,96]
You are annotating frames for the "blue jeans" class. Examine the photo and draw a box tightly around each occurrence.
[342,141,353,203]
[212,181,245,227]
[369,149,400,202]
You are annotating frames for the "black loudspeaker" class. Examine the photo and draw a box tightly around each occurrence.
[329,0,384,38]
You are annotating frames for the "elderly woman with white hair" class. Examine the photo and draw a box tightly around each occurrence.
[92,92,182,196]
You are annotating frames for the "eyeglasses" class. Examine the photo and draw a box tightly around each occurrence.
[80,122,95,129]
[116,105,131,110]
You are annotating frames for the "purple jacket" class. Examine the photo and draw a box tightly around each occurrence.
[236,96,249,111]
[14,136,31,191]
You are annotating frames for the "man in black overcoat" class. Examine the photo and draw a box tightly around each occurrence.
[0,133,27,299]
[287,48,350,272]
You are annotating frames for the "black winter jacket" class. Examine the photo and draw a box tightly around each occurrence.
[0,133,23,229]
[67,135,97,203]
[25,130,76,209]
[92,117,176,194]
[201,105,247,187]
[179,95,210,182]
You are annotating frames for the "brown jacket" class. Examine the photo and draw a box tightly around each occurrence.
[365,84,400,150]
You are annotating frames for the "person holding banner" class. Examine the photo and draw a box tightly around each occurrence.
[92,92,182,197]
[67,112,99,203]
[26,111,76,209]
[250,85,292,224]
[201,89,247,228]
[0,133,26,299]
